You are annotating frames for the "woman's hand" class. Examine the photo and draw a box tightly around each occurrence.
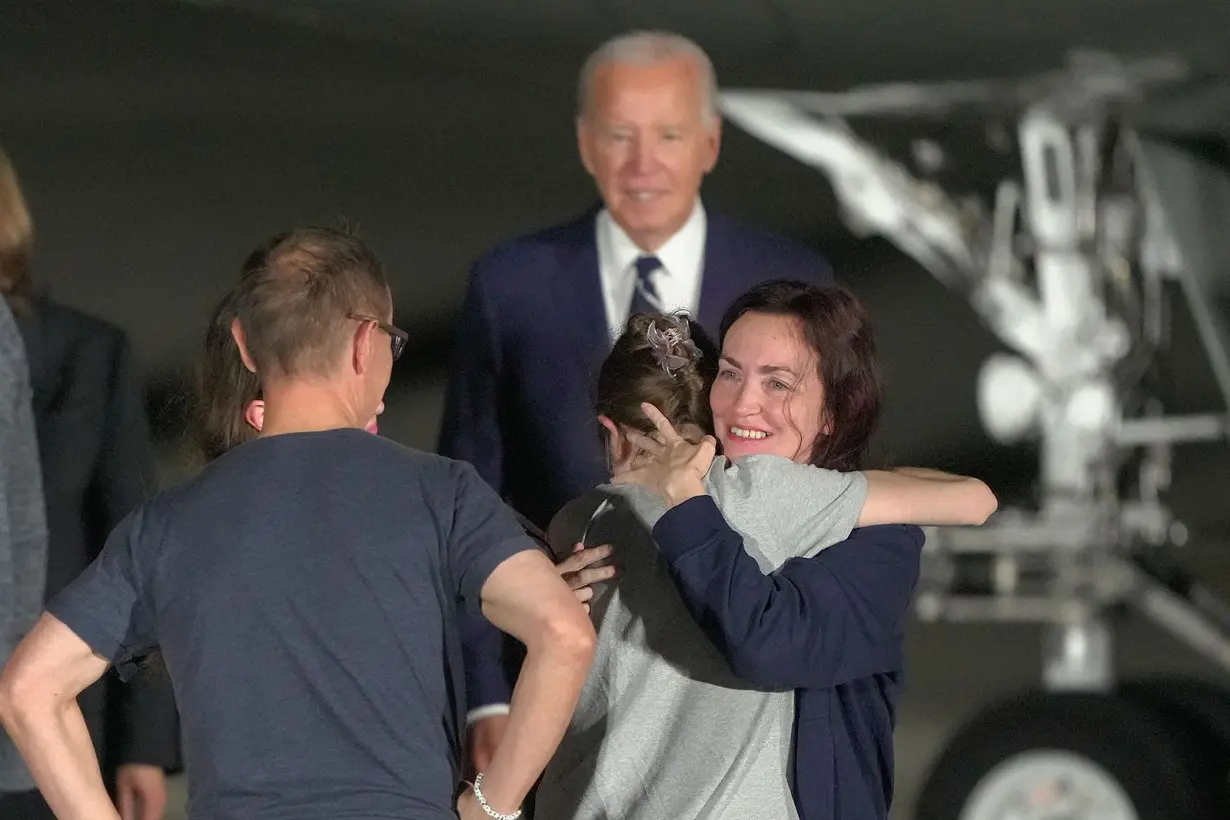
[612,403,716,508]
[557,543,616,612]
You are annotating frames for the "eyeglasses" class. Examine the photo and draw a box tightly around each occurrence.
[348,313,409,361]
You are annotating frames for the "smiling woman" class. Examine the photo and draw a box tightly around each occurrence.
[597,279,996,820]
[713,281,879,469]
[534,284,996,820]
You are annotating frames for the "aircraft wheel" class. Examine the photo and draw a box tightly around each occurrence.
[1119,677,1230,806]
[914,691,1221,820]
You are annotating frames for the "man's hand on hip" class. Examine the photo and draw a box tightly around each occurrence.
[115,763,168,820]
[466,713,510,777]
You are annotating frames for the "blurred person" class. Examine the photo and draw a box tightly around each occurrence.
[439,29,836,772]
[0,146,175,820]
[0,226,595,820]
[535,305,994,819]
[0,296,49,816]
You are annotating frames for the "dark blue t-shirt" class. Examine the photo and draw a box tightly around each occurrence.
[49,429,534,820]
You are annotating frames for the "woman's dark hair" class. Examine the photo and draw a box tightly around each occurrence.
[194,288,261,462]
[719,280,881,471]
[193,237,284,461]
[596,311,719,442]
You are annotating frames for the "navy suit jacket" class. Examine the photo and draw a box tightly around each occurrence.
[438,207,832,709]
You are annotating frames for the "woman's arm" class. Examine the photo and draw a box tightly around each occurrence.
[652,496,924,689]
[860,468,997,527]
[619,404,996,529]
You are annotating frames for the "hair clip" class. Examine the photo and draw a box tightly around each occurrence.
[647,315,702,377]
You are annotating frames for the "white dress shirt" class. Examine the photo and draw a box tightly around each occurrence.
[595,200,707,338]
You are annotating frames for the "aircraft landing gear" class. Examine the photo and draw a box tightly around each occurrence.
[915,687,1230,820]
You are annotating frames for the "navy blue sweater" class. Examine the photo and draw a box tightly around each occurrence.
[652,496,924,820]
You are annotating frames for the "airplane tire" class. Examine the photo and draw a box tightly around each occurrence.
[1119,677,1230,808]
[914,691,1222,820]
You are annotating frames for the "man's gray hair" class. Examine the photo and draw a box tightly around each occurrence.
[577,30,719,125]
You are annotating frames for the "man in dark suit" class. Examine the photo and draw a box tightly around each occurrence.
[438,30,832,768]
[0,146,178,820]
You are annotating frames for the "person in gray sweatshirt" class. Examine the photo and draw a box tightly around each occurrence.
[0,295,47,808]
[535,311,994,820]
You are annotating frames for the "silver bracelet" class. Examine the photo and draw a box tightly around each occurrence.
[472,772,522,820]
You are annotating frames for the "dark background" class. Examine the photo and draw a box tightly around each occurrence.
[5,2,1230,816]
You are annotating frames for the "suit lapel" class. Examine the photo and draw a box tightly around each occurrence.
[550,213,611,373]
[697,214,744,334]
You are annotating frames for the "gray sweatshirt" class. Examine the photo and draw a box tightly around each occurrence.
[0,299,48,793]
[537,455,868,820]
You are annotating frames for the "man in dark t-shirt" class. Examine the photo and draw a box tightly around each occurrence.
[0,227,596,820]
[55,431,534,818]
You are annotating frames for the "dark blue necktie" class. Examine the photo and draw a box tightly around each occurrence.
[627,255,663,320]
